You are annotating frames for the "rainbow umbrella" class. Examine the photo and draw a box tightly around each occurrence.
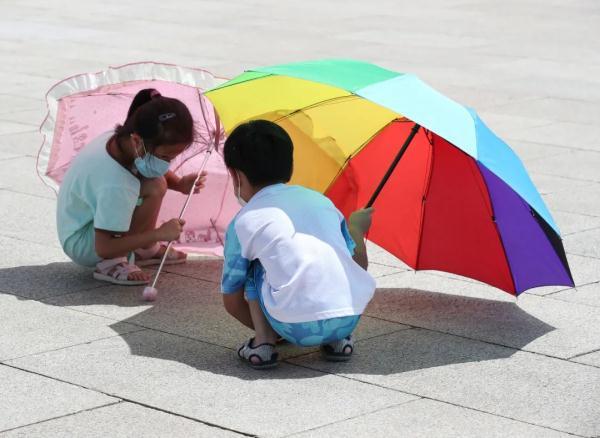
[206,59,574,295]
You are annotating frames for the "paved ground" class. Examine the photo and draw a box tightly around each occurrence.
[1,0,600,437]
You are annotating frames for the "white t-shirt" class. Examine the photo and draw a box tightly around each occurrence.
[234,184,376,323]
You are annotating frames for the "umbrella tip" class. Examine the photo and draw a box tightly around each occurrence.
[142,286,158,302]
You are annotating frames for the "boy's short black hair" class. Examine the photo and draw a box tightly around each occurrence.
[223,120,293,186]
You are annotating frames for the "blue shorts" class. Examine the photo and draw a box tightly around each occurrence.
[245,261,360,347]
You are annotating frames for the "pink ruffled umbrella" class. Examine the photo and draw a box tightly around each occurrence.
[38,62,240,256]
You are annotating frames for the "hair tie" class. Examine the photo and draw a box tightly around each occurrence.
[158,112,176,122]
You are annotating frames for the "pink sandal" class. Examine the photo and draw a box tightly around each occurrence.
[93,257,148,286]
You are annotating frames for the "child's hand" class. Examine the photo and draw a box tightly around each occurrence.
[156,218,186,241]
[349,207,374,236]
[175,171,207,194]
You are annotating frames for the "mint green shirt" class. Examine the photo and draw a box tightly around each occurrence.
[57,131,140,265]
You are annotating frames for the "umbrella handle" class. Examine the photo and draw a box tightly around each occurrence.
[148,109,222,290]
[365,123,421,208]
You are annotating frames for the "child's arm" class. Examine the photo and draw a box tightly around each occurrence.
[94,218,184,260]
[165,171,207,194]
[348,208,374,270]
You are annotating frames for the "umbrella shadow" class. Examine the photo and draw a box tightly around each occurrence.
[0,261,555,380]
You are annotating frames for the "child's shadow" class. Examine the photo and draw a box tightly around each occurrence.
[0,261,555,380]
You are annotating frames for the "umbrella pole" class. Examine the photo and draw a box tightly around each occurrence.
[365,123,421,208]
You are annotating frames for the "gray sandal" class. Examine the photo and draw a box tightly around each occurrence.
[321,335,354,362]
[237,338,278,370]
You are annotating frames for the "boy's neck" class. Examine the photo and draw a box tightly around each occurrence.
[244,182,282,202]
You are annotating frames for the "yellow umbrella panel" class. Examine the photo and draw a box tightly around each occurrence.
[207,75,399,192]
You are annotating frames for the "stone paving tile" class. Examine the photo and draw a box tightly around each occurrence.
[0,364,117,432]
[529,172,595,196]
[366,274,600,359]
[0,235,68,269]
[564,228,600,259]
[572,350,600,368]
[162,257,223,283]
[0,191,60,248]
[475,112,554,140]
[505,141,569,164]
[7,330,417,438]
[0,94,41,116]
[442,85,539,112]
[0,108,47,129]
[293,398,572,438]
[507,121,600,152]
[374,270,514,302]
[0,402,242,438]
[0,259,100,299]
[0,294,139,361]
[552,211,600,236]
[0,156,55,199]
[0,130,42,158]
[491,97,600,125]
[543,183,600,218]
[550,282,600,309]
[0,121,32,136]
[527,150,600,183]
[43,272,410,357]
[289,329,600,437]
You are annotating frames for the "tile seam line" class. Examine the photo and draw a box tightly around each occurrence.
[568,346,600,361]
[0,187,56,200]
[532,171,600,184]
[286,361,587,438]
[0,234,61,250]
[0,363,255,437]
[0,327,147,363]
[0,401,123,434]
[362,315,600,370]
[541,280,600,297]
[558,210,600,219]
[564,225,600,236]
[504,137,600,154]
[565,251,600,261]
[3,301,246,355]
[1,282,109,300]
[280,397,424,438]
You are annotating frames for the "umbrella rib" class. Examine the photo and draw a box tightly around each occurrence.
[321,118,411,195]
[414,130,435,270]
[271,94,362,124]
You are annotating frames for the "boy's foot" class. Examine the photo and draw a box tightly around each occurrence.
[93,257,150,285]
[135,243,187,267]
[237,338,279,370]
[321,335,354,362]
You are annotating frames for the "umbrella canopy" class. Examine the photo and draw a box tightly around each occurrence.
[38,62,239,255]
[206,59,574,295]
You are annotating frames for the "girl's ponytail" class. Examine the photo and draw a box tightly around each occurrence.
[115,88,195,151]
[126,89,161,120]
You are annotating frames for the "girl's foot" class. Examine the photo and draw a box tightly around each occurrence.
[135,243,187,267]
[237,338,278,370]
[93,257,150,285]
[321,335,354,362]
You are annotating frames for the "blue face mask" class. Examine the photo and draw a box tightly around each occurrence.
[133,139,170,178]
